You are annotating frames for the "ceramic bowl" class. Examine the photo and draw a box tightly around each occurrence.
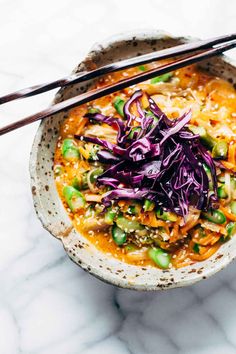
[30,30,236,290]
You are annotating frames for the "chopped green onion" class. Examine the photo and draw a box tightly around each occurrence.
[138,65,146,71]
[125,244,136,252]
[193,243,200,253]
[148,247,171,269]
[87,107,101,114]
[150,72,172,84]
[127,126,142,139]
[198,227,206,238]
[212,141,228,159]
[63,186,85,212]
[143,199,155,212]
[127,205,136,215]
[112,225,127,245]
[88,167,104,184]
[217,185,228,199]
[202,209,226,224]
[113,97,125,117]
[156,209,177,222]
[72,175,88,190]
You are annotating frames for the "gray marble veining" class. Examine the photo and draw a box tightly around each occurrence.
[1,0,236,353]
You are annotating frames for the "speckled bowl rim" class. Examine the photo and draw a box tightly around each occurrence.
[30,29,236,290]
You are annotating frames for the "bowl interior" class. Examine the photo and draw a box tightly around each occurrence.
[30,30,236,290]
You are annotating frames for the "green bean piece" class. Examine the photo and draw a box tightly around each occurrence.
[212,141,228,159]
[138,65,146,71]
[87,107,101,114]
[202,209,226,224]
[143,199,155,212]
[116,215,144,233]
[72,174,88,190]
[198,227,206,238]
[125,244,137,252]
[112,225,127,245]
[127,202,141,215]
[230,201,236,215]
[88,167,104,184]
[63,186,85,212]
[61,139,79,161]
[148,247,171,269]
[226,222,236,237]
[156,209,177,222]
[188,125,216,149]
[113,97,125,117]
[193,243,200,253]
[150,72,172,84]
[217,185,228,199]
[104,209,116,225]
[127,205,136,215]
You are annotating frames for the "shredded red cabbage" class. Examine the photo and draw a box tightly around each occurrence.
[75,90,219,217]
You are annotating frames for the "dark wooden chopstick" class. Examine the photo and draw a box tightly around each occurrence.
[0,33,236,105]
[1,39,236,136]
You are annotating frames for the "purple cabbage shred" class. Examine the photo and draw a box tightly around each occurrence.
[75,90,219,217]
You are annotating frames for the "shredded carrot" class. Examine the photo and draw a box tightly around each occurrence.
[192,231,221,246]
[75,117,88,135]
[78,146,90,160]
[189,244,220,261]
[221,161,236,172]
[169,223,180,243]
[220,206,236,222]
[228,142,236,165]
[139,212,170,232]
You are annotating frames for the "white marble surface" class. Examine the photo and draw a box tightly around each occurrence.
[1,0,236,353]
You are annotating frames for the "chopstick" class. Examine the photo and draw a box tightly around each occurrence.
[0,33,236,105]
[1,38,236,136]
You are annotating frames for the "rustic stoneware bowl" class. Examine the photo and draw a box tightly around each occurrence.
[30,30,236,290]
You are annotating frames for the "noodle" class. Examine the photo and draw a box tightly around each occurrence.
[54,63,236,269]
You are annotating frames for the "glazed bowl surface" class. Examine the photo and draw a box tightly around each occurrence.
[30,30,236,290]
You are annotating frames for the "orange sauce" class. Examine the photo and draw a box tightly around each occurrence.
[54,62,236,268]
